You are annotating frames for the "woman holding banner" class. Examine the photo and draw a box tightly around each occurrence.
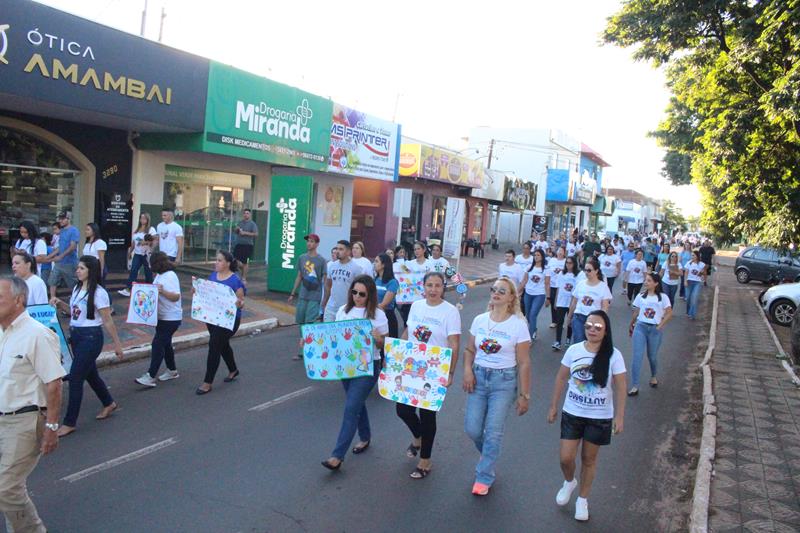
[397,271,461,479]
[321,275,389,470]
[396,241,431,328]
[463,276,531,495]
[11,252,48,305]
[195,251,245,395]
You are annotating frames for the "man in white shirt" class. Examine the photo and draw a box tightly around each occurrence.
[535,234,550,253]
[155,208,184,263]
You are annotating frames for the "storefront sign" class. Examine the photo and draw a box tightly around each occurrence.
[399,143,485,188]
[164,165,251,189]
[204,62,333,170]
[570,170,597,205]
[503,176,537,211]
[471,169,506,203]
[443,198,465,259]
[99,191,131,248]
[268,176,313,292]
[0,0,208,131]
[328,104,399,181]
[398,144,421,177]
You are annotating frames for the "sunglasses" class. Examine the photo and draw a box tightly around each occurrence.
[351,289,367,297]
[584,321,605,331]
[489,287,508,295]
[584,268,595,272]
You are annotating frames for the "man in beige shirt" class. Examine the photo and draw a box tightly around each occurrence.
[0,276,65,533]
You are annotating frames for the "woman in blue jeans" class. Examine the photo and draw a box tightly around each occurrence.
[520,249,550,340]
[627,273,673,395]
[119,212,156,296]
[683,250,707,319]
[322,275,389,470]
[463,277,531,495]
[50,256,124,437]
[567,257,612,344]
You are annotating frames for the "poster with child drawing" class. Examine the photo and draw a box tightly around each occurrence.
[191,278,237,330]
[395,273,425,304]
[126,283,158,326]
[378,337,452,412]
[300,319,374,380]
[27,304,73,374]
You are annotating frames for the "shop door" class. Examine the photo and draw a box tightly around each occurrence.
[400,192,423,251]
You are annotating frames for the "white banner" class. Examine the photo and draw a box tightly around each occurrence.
[191,278,238,331]
[126,283,159,327]
[328,104,399,181]
[443,197,465,259]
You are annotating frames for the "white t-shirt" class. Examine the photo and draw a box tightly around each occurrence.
[153,271,182,321]
[572,280,613,315]
[498,262,525,286]
[556,272,578,308]
[15,239,48,277]
[566,242,577,256]
[352,256,375,278]
[600,254,621,279]
[525,266,549,296]
[335,305,389,361]
[157,221,184,257]
[548,258,566,288]
[470,312,530,369]
[633,292,672,325]
[534,240,550,252]
[428,257,450,274]
[660,263,681,285]
[515,254,534,271]
[23,275,48,306]
[406,299,461,347]
[404,258,433,274]
[626,259,648,284]
[684,261,706,282]
[392,258,406,274]
[69,286,111,327]
[613,242,623,256]
[132,227,157,255]
[83,239,108,259]
[560,342,626,419]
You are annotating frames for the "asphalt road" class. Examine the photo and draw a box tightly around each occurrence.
[14,283,708,533]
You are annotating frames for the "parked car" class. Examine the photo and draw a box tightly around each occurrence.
[735,246,800,284]
[759,282,800,327]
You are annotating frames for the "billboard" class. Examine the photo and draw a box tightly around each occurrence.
[399,143,485,188]
[268,176,313,292]
[328,104,399,181]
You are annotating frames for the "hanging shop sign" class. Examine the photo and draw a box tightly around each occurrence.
[569,170,597,205]
[399,143,485,189]
[268,176,313,293]
[503,176,538,211]
[398,143,421,177]
[471,168,506,203]
[442,198,465,259]
[328,103,400,182]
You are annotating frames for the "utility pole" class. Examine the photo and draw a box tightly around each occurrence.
[158,6,166,42]
[140,0,148,37]
[487,139,495,169]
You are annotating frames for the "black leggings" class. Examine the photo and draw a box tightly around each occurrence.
[396,404,437,459]
[554,306,572,343]
[549,287,559,323]
[398,304,411,330]
[627,282,643,303]
[204,316,241,384]
[386,308,399,339]
[606,276,617,291]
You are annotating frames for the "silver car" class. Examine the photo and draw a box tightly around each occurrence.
[759,282,800,327]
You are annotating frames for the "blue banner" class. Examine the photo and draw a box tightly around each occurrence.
[26,304,72,373]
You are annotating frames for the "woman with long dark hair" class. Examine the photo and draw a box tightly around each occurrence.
[83,223,108,283]
[395,241,431,328]
[49,255,124,437]
[627,272,673,396]
[373,253,400,338]
[683,250,706,320]
[321,275,389,470]
[547,247,566,329]
[520,249,551,341]
[120,212,156,296]
[599,245,621,292]
[659,252,681,306]
[566,257,612,344]
[552,255,580,350]
[624,249,647,305]
[12,221,48,277]
[195,250,246,395]
[548,309,626,522]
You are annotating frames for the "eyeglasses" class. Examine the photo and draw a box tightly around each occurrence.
[584,321,605,331]
[351,290,367,297]
[489,287,508,295]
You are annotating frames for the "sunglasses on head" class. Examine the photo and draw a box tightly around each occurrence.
[489,286,508,295]
[584,321,605,331]
[351,289,367,297]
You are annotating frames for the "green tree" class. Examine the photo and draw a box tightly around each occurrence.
[660,199,686,232]
[604,0,800,247]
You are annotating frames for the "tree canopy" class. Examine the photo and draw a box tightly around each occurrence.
[604,0,800,247]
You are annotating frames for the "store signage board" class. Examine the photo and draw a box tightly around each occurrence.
[268,176,313,293]
[328,103,399,181]
[443,198,465,259]
[164,165,252,189]
[399,143,485,188]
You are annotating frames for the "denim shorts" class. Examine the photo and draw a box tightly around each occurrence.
[560,411,612,446]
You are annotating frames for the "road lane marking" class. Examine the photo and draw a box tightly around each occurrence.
[61,438,178,483]
[249,386,313,412]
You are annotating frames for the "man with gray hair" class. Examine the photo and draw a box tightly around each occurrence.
[0,276,65,532]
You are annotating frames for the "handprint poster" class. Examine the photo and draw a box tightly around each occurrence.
[191,278,237,331]
[27,304,73,373]
[126,283,158,326]
[395,273,425,304]
[300,319,374,380]
[378,337,452,412]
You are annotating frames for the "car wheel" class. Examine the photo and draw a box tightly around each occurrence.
[736,269,750,284]
[769,299,796,327]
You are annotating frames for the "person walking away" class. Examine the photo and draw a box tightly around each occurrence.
[627,273,672,396]
[195,251,245,395]
[0,276,65,533]
[321,240,363,323]
[48,213,81,301]
[135,252,182,387]
[49,256,123,436]
[351,241,375,278]
[566,257,612,344]
[289,234,327,360]
[553,256,579,350]
[599,245,621,292]
[233,209,258,284]
[683,251,706,320]
[498,249,525,295]
[643,238,657,270]
[547,248,566,329]
[119,213,156,296]
[321,276,388,470]
[515,242,534,316]
[398,272,460,479]
[624,250,647,305]
[373,254,400,338]
[11,253,48,305]
[462,277,531,495]
[155,208,184,264]
[428,244,450,274]
[520,249,550,341]
[548,310,626,522]
[394,241,431,328]
[659,252,681,306]
[698,239,716,287]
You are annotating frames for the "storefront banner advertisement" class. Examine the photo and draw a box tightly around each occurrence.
[268,176,313,292]
[328,104,399,181]
[399,143,486,188]
[570,170,597,205]
[443,198,465,259]
[471,169,506,202]
[398,144,421,177]
[503,176,538,211]
[205,62,333,170]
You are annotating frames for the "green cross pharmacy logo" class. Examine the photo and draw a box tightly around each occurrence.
[0,24,9,65]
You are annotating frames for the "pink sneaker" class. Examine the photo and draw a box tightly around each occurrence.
[471,482,490,496]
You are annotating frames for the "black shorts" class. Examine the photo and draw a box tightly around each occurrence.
[560,411,612,446]
[233,244,254,264]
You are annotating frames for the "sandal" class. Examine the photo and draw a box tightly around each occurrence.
[321,458,342,471]
[650,378,658,388]
[406,443,421,458]
[95,402,118,420]
[410,467,431,479]
[627,387,639,397]
[352,441,370,454]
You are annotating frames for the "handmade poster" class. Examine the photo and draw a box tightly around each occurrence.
[378,337,453,412]
[126,283,158,326]
[26,304,73,373]
[300,319,374,380]
[395,273,425,304]
[191,278,237,330]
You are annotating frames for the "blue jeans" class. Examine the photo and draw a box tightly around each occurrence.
[663,283,678,307]
[331,362,380,460]
[464,365,517,486]
[64,326,114,427]
[127,254,153,289]
[571,313,588,343]
[148,320,181,377]
[686,280,702,318]
[631,321,662,387]
[523,293,547,336]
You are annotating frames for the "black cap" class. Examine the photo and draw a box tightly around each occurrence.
[56,212,69,220]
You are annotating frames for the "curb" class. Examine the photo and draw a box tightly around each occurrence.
[95,317,279,369]
[752,295,800,387]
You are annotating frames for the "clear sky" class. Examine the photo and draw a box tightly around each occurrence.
[36,0,703,216]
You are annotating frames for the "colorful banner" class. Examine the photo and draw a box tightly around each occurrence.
[378,337,453,411]
[300,319,374,380]
[443,198,465,259]
[191,278,237,330]
[395,273,425,304]
[503,176,538,211]
[126,283,158,326]
[398,144,421,177]
[26,304,72,373]
[328,104,399,181]
[268,176,313,293]
[399,143,485,188]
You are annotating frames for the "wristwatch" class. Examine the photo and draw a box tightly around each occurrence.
[519,392,531,400]
[45,422,60,432]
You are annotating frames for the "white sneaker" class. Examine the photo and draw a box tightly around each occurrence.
[118,289,130,297]
[556,479,577,506]
[575,497,589,521]
[532,331,537,341]
[552,341,561,350]
[565,338,571,347]
[158,370,180,382]
[135,373,157,388]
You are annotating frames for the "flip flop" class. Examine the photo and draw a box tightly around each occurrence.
[410,467,431,479]
[406,443,421,458]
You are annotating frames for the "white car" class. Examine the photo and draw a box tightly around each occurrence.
[759,282,800,327]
